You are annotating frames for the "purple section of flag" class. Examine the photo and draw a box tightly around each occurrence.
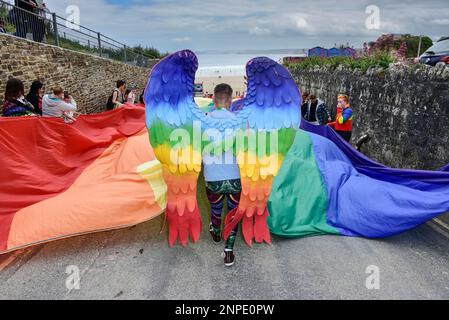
[300,120,449,187]
[305,129,449,238]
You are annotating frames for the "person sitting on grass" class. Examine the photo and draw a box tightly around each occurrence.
[202,83,241,267]
[1,78,37,117]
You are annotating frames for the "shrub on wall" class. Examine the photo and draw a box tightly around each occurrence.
[368,34,433,58]
[284,52,394,73]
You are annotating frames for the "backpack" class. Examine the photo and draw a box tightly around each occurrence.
[106,91,115,110]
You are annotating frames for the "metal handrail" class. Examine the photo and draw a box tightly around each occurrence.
[0,0,159,66]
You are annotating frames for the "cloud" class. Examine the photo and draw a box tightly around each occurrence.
[173,37,191,42]
[294,16,308,29]
[249,26,271,36]
[43,0,449,51]
[430,19,449,25]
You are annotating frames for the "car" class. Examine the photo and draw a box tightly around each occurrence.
[419,37,449,66]
[194,83,204,96]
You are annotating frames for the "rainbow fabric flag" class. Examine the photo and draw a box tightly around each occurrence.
[0,105,166,254]
[268,121,449,238]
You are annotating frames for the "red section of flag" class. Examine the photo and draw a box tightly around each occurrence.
[0,105,146,250]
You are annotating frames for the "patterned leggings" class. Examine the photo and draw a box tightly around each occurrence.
[206,181,241,250]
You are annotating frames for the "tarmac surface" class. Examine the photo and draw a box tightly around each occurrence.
[1,213,449,299]
[1,177,449,300]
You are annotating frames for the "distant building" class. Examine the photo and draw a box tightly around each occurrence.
[342,47,357,57]
[328,47,341,57]
[308,47,328,57]
[307,46,358,58]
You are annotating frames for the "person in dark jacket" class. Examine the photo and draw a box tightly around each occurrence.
[302,94,332,125]
[25,80,45,115]
[12,0,45,41]
[1,78,37,117]
[301,92,310,118]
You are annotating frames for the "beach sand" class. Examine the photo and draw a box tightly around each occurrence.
[195,75,247,97]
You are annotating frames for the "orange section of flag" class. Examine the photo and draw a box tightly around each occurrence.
[4,129,165,253]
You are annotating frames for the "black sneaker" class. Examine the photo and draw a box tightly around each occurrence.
[223,250,235,267]
[209,223,221,243]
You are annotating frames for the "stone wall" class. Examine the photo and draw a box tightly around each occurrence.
[287,63,449,170]
[0,33,155,114]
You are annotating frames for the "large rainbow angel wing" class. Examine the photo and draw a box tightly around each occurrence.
[145,51,301,248]
[223,57,302,246]
[144,50,204,246]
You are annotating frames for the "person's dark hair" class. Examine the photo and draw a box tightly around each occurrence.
[214,83,233,99]
[116,80,126,88]
[302,92,309,98]
[309,94,317,100]
[4,78,24,101]
[139,89,145,104]
[28,80,44,96]
[125,89,131,96]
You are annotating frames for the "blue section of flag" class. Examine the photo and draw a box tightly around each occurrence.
[300,121,449,238]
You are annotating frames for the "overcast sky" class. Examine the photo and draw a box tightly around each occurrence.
[42,0,449,52]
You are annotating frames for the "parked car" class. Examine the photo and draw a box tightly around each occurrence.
[419,37,449,66]
[194,83,204,96]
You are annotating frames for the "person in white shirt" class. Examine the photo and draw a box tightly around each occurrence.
[42,87,77,122]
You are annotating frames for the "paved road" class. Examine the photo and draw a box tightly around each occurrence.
[1,212,449,299]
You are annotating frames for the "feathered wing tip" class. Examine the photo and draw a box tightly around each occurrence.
[163,170,202,247]
[167,204,202,247]
[223,207,243,244]
[223,208,271,246]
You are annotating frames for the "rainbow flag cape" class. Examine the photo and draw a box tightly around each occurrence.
[0,105,166,254]
[268,121,449,238]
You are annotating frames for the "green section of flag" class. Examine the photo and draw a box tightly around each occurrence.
[268,129,340,238]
